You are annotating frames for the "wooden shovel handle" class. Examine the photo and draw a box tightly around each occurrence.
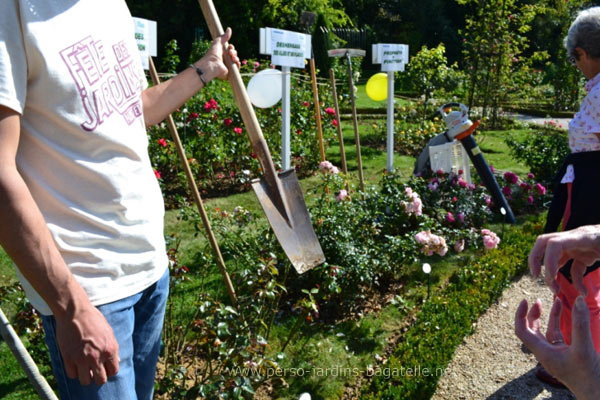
[148,57,237,307]
[199,0,278,182]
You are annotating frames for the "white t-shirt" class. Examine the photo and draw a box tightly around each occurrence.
[0,0,168,315]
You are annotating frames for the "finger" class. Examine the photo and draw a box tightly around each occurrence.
[92,364,108,386]
[571,296,595,352]
[546,297,565,343]
[571,260,589,297]
[221,27,232,43]
[515,299,530,338]
[526,299,543,331]
[63,360,78,380]
[76,363,91,386]
[105,355,120,378]
[544,268,560,295]
[529,234,551,277]
[543,237,563,283]
[515,299,556,356]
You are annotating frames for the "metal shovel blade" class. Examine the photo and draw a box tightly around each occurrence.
[252,169,325,274]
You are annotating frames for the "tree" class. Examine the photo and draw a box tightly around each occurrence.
[458,0,537,126]
[527,0,590,111]
[407,44,458,119]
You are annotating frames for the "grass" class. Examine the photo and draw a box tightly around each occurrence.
[0,89,539,398]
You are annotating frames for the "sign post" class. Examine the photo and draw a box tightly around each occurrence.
[372,44,409,172]
[132,17,157,70]
[260,28,311,170]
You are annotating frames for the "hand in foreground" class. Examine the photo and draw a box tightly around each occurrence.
[55,305,119,386]
[198,27,240,82]
[529,225,600,296]
[515,296,600,399]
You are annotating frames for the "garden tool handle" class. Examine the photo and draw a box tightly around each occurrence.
[436,102,469,119]
[199,0,279,183]
[148,57,238,306]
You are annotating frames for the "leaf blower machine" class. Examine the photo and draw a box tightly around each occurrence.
[414,103,516,224]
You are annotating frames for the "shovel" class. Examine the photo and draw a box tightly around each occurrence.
[199,0,325,274]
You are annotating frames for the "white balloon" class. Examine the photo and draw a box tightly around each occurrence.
[247,68,282,108]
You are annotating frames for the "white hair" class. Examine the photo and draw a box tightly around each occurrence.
[565,6,600,60]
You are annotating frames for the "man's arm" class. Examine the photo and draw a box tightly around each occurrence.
[142,27,238,126]
[0,106,119,386]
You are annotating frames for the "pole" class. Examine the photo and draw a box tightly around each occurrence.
[346,51,365,192]
[0,308,58,400]
[309,58,326,162]
[329,68,347,175]
[386,70,395,172]
[459,134,516,224]
[281,66,291,170]
[149,57,238,306]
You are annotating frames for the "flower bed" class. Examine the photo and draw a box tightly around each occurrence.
[153,162,549,398]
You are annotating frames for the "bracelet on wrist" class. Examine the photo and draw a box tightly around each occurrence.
[189,64,207,86]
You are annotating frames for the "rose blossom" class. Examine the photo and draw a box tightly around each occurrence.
[535,183,546,195]
[454,239,465,253]
[402,187,423,216]
[503,171,519,184]
[336,189,348,202]
[318,160,340,175]
[414,230,448,256]
[481,228,500,250]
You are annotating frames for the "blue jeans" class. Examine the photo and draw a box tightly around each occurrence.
[41,268,169,400]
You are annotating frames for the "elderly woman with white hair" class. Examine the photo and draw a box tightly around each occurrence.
[537,5,600,388]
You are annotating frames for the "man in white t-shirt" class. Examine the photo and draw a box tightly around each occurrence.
[0,1,238,399]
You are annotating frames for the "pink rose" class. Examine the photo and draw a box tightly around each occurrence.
[157,138,167,147]
[454,239,465,253]
[535,183,546,195]
[336,189,348,202]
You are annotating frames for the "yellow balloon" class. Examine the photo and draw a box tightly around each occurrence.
[366,73,388,101]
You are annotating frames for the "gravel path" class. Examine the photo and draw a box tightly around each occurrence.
[432,274,576,400]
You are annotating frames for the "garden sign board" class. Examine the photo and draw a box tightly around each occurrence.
[259,28,311,170]
[372,43,409,172]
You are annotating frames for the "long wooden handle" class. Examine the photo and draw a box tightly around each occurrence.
[148,57,237,306]
[309,58,326,162]
[199,0,292,225]
[199,0,277,182]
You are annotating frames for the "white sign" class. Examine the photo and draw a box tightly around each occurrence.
[259,27,311,68]
[132,17,157,70]
[372,43,409,72]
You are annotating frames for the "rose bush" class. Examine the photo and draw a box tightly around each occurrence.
[147,59,339,207]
